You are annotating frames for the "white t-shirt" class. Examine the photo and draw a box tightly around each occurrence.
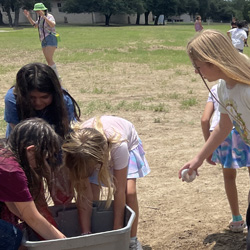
[217,79,250,145]
[81,116,139,170]
[228,28,247,50]
[207,84,220,131]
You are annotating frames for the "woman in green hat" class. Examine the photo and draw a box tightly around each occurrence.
[23,3,60,79]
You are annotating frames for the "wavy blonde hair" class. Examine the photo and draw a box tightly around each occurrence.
[187,29,250,85]
[62,117,122,207]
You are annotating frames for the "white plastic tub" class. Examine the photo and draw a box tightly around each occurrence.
[23,201,135,250]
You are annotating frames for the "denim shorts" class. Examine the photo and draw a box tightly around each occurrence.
[41,34,57,48]
[0,219,23,250]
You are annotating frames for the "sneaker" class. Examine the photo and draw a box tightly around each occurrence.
[129,238,143,250]
[229,220,245,232]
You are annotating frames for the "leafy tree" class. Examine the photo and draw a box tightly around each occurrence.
[208,0,232,22]
[151,0,178,25]
[0,0,51,27]
[186,0,199,21]
[197,0,209,21]
[63,0,141,25]
[143,0,154,25]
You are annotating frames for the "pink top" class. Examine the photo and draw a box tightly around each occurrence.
[195,21,203,32]
[81,116,139,170]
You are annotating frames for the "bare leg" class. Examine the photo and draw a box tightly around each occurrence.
[126,178,139,237]
[42,46,60,78]
[42,46,56,66]
[223,168,240,216]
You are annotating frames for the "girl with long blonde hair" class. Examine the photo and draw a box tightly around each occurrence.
[63,116,150,250]
[179,29,250,232]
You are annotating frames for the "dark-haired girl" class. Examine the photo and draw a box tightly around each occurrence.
[23,3,59,78]
[4,62,80,139]
[0,118,66,249]
[4,62,81,207]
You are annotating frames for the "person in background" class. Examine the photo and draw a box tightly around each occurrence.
[62,115,151,250]
[23,3,60,78]
[227,20,247,53]
[243,20,249,47]
[201,84,250,232]
[0,118,66,250]
[194,15,203,32]
[231,17,237,29]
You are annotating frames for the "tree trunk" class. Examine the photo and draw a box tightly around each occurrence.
[14,7,19,27]
[144,11,150,25]
[154,16,159,25]
[105,14,111,26]
[0,10,4,25]
[6,9,13,27]
[136,13,140,25]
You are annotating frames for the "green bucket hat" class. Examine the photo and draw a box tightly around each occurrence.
[33,3,47,11]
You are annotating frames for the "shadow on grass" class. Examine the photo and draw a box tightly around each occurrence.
[203,230,247,250]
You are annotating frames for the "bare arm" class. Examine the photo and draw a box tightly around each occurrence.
[23,10,37,28]
[179,113,233,178]
[77,179,93,234]
[113,167,128,230]
[9,123,16,130]
[201,101,217,165]
[201,102,214,141]
[200,20,203,29]
[5,202,23,219]
[14,201,65,239]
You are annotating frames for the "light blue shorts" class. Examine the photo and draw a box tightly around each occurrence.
[41,34,57,48]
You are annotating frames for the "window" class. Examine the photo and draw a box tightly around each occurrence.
[57,3,62,12]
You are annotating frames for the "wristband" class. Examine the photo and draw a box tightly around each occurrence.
[32,23,35,26]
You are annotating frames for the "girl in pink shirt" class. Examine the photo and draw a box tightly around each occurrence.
[194,15,203,32]
[63,116,150,250]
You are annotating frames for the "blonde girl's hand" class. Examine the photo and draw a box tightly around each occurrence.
[23,9,30,17]
[178,157,201,180]
[206,154,216,165]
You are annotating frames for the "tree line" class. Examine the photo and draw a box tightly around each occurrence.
[1,0,250,27]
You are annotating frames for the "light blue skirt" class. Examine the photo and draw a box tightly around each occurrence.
[212,128,250,168]
[127,138,151,178]
[89,139,150,185]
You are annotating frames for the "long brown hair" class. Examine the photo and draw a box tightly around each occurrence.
[6,118,62,203]
[14,63,81,138]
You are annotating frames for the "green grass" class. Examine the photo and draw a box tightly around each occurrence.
[1,23,248,68]
[180,98,198,109]
[0,23,246,120]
